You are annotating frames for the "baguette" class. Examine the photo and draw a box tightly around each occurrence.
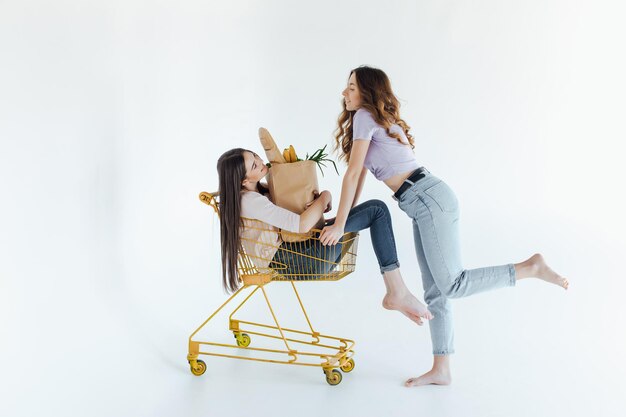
[258,127,286,164]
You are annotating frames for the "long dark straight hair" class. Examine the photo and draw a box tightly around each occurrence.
[335,66,414,163]
[216,148,268,293]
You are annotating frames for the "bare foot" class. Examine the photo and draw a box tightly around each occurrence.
[523,253,569,290]
[382,292,434,326]
[405,368,452,387]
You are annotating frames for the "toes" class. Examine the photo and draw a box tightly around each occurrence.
[405,377,425,387]
[402,312,423,325]
[418,310,433,320]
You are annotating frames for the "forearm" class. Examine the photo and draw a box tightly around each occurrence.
[298,196,328,232]
[334,172,359,227]
[351,168,367,208]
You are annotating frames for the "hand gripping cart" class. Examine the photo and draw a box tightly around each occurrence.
[187,192,360,385]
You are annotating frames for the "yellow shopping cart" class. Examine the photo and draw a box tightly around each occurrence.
[187,191,360,385]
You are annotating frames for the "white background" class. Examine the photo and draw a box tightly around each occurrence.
[2,1,625,416]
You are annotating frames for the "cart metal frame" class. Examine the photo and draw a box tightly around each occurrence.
[187,192,359,385]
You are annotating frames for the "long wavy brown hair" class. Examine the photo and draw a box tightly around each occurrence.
[334,66,414,163]
[216,148,268,293]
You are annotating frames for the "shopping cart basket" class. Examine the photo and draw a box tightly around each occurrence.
[187,191,360,385]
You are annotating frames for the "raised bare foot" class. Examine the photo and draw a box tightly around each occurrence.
[405,368,452,387]
[382,292,434,326]
[526,253,569,289]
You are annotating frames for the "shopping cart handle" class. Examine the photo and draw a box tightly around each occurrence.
[199,191,220,213]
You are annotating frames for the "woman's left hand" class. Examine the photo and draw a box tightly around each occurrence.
[319,223,344,246]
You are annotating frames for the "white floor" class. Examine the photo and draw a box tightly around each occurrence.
[4,238,625,417]
[3,1,626,415]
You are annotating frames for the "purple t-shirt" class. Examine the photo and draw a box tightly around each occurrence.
[352,108,419,181]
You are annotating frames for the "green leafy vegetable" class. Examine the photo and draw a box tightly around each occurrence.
[305,145,339,177]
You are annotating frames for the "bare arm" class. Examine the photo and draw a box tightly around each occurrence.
[298,191,331,233]
[351,167,368,208]
[332,140,371,228]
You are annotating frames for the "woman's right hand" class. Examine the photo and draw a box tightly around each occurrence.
[320,190,332,212]
[299,190,332,233]
[306,190,332,211]
[305,191,320,209]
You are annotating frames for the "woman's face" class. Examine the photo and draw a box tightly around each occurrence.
[342,72,362,111]
[242,151,268,187]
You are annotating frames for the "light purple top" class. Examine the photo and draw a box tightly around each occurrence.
[352,108,419,181]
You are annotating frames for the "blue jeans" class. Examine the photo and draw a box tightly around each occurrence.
[396,171,516,355]
[270,199,400,278]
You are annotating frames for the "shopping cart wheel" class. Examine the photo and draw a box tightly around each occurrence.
[190,359,207,376]
[340,358,355,373]
[325,369,343,386]
[234,333,251,347]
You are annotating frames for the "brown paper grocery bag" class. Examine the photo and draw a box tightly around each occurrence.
[267,160,325,242]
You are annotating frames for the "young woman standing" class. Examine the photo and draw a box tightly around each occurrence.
[320,66,568,387]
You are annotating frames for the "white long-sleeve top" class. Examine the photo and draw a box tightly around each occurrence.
[239,190,300,267]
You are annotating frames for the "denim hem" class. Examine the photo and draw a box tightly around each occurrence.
[433,350,454,356]
[379,261,400,274]
[508,263,516,287]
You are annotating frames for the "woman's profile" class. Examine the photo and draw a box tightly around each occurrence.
[320,65,569,387]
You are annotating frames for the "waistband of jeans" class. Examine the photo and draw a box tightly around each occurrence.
[392,167,429,201]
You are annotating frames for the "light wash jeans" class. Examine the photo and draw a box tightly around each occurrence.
[396,171,516,355]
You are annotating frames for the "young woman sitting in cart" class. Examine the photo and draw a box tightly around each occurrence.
[217,148,433,326]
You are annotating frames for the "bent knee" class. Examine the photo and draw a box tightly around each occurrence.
[424,287,446,305]
[368,199,390,215]
[365,198,386,208]
[440,272,466,299]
